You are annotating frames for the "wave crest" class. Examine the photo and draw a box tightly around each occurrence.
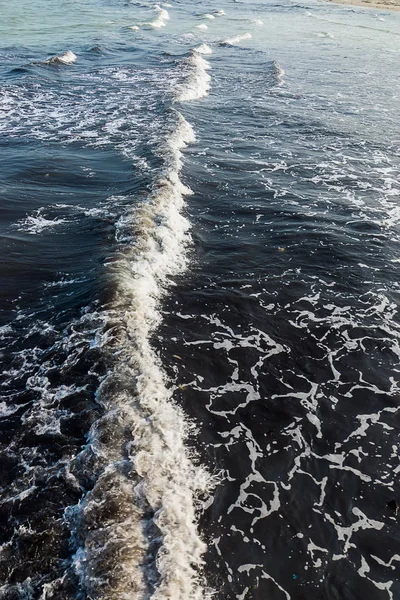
[175,52,212,102]
[144,5,170,28]
[220,32,252,46]
[69,103,213,598]
[44,50,77,65]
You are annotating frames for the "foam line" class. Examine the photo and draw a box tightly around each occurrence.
[70,81,213,600]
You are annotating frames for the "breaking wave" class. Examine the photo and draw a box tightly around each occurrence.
[143,5,169,29]
[67,52,215,600]
[175,50,212,102]
[44,50,77,65]
[220,32,252,46]
[194,43,213,55]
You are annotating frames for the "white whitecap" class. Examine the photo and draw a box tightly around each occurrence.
[175,52,211,102]
[220,32,252,46]
[273,61,285,86]
[194,44,213,55]
[45,50,77,65]
[143,4,170,28]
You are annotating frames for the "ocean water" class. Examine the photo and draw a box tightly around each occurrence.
[0,0,400,598]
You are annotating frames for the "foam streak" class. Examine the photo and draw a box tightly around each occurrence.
[71,91,213,600]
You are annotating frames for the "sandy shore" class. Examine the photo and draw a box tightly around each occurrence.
[327,0,400,10]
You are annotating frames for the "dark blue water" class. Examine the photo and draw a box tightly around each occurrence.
[1,1,400,599]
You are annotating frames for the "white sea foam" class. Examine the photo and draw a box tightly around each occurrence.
[175,51,211,102]
[15,213,67,234]
[195,23,208,30]
[72,106,213,598]
[45,50,77,65]
[274,61,285,86]
[203,13,215,20]
[220,32,252,45]
[144,5,169,28]
[214,9,226,16]
[194,43,213,55]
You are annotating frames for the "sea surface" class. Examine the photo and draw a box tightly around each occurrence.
[0,0,400,598]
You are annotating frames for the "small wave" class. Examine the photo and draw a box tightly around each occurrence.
[0,402,19,418]
[273,60,285,86]
[195,23,208,30]
[44,50,77,65]
[250,18,264,25]
[194,44,213,55]
[175,51,211,102]
[220,32,252,46]
[143,5,169,28]
[202,13,215,20]
[316,31,334,38]
[214,9,225,16]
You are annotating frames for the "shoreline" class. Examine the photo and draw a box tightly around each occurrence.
[326,0,400,10]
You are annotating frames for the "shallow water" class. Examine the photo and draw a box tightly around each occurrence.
[0,0,400,598]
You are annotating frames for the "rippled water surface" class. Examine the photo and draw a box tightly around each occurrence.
[0,0,400,598]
